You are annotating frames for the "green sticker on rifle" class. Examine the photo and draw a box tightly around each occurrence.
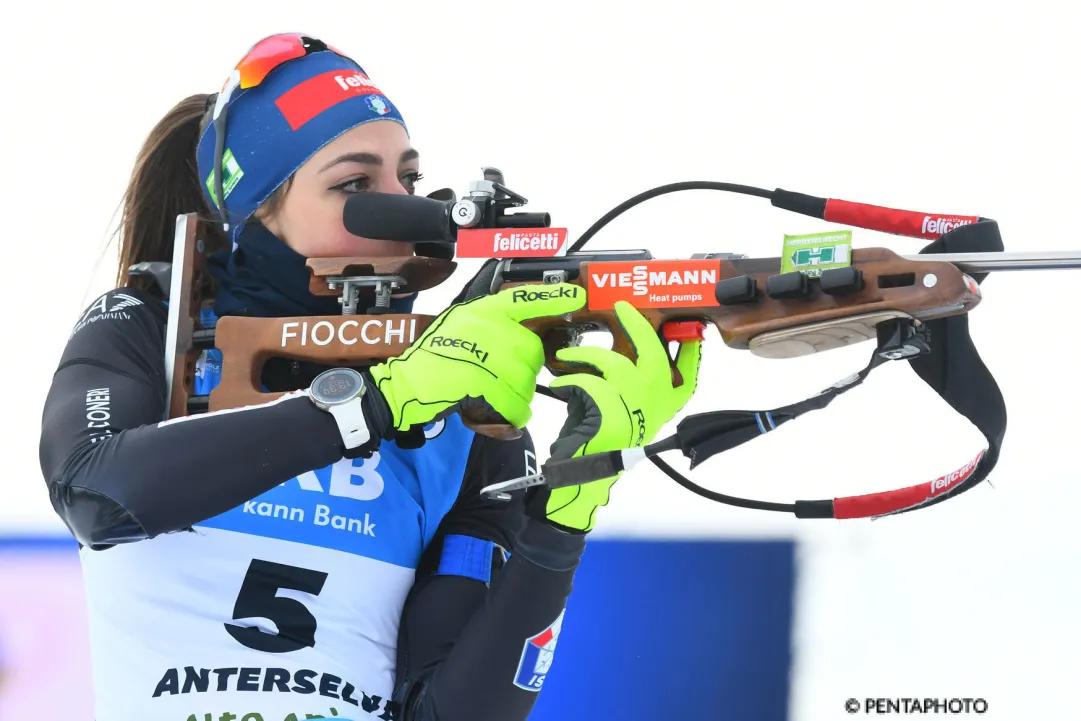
[780,230,853,278]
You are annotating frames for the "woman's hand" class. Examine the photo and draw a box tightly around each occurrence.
[526,301,702,532]
[367,283,586,433]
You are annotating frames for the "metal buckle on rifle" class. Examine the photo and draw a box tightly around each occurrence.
[324,274,407,314]
[876,317,931,360]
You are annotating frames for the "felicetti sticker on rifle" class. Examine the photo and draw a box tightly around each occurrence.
[456,228,571,258]
[586,260,722,310]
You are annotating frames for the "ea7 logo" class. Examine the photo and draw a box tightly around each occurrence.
[525,449,537,476]
[70,292,144,337]
[80,292,144,320]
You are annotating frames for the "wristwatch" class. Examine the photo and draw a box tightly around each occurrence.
[309,367,371,451]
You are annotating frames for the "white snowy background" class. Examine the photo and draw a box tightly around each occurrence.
[1,1,1080,719]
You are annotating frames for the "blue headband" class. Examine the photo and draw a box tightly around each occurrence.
[195,48,408,239]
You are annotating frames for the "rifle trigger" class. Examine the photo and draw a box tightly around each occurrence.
[662,320,707,343]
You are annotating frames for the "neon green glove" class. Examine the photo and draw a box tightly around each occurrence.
[528,301,702,532]
[367,283,585,434]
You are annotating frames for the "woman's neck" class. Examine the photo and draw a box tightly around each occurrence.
[206,222,415,319]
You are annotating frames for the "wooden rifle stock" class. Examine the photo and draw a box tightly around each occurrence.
[164,213,982,440]
[522,248,980,362]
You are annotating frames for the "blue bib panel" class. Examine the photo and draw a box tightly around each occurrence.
[191,310,475,571]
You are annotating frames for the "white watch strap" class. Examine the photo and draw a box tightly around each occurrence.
[327,397,371,450]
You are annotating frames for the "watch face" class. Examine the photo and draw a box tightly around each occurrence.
[313,369,362,403]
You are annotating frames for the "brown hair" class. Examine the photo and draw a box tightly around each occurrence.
[114,93,291,296]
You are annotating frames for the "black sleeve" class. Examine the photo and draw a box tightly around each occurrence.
[394,428,588,721]
[38,288,351,549]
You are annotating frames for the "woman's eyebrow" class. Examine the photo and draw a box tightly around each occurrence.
[320,152,382,172]
[320,148,420,172]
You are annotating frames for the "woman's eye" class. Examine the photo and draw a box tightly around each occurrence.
[334,177,370,194]
[401,171,424,193]
[334,172,423,195]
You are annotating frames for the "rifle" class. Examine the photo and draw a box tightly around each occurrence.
[157,168,1081,521]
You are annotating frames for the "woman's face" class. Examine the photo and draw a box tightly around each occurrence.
[260,119,423,258]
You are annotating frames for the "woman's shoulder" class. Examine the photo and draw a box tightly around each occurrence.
[69,285,168,338]
[62,286,170,373]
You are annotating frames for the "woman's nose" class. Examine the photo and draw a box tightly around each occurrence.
[378,171,410,195]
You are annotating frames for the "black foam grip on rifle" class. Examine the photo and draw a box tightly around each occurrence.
[343,192,456,244]
[793,500,834,519]
[771,188,828,219]
[674,410,794,470]
[543,452,625,489]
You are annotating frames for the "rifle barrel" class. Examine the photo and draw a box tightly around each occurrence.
[903,250,1081,272]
